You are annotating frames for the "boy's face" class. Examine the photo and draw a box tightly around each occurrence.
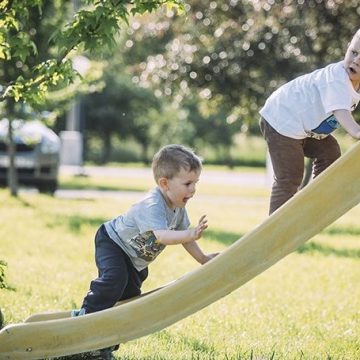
[159,167,201,208]
[344,34,360,84]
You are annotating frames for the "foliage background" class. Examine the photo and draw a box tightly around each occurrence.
[2,0,360,165]
[79,0,360,164]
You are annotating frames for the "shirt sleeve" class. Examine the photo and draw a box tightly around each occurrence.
[132,199,169,233]
[319,80,352,113]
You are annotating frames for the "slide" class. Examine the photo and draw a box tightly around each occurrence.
[1,142,360,360]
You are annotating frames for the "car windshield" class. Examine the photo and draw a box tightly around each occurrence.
[0,119,59,146]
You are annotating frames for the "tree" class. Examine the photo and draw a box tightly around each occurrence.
[0,0,184,195]
[1,1,74,195]
[0,1,185,286]
[83,71,160,164]
[103,7,244,155]
[1,0,185,105]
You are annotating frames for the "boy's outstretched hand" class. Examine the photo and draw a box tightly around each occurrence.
[197,252,219,265]
[192,214,208,240]
[183,215,220,264]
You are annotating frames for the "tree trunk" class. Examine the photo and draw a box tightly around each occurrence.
[0,307,3,330]
[141,142,149,165]
[7,109,18,197]
[101,132,112,164]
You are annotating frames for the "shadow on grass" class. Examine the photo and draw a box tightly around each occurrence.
[297,241,360,259]
[206,229,360,259]
[323,225,360,237]
[205,229,244,246]
[298,225,360,259]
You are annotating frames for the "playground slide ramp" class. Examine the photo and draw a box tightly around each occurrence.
[1,142,360,360]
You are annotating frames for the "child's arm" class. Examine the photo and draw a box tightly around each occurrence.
[153,215,208,245]
[333,109,360,139]
[182,240,218,265]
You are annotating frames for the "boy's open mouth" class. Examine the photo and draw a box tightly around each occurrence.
[349,66,357,74]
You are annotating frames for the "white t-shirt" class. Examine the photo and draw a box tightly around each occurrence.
[105,187,190,271]
[259,61,360,139]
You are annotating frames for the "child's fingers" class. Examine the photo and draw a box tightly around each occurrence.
[198,224,208,233]
[201,223,208,229]
[198,214,207,224]
[200,221,208,228]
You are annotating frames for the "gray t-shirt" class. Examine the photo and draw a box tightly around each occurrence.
[104,187,190,271]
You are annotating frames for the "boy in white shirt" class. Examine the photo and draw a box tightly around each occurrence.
[259,29,360,214]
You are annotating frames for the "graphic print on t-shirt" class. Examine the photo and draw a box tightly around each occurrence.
[129,230,165,261]
[307,114,340,139]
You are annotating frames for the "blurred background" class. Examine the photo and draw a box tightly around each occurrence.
[1,4,360,358]
[1,0,359,192]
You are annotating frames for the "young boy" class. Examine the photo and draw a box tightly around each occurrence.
[259,29,360,214]
[73,144,217,360]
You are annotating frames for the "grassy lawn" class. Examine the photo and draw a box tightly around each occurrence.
[0,168,359,359]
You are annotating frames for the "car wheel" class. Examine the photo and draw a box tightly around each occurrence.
[0,308,3,329]
[38,180,58,195]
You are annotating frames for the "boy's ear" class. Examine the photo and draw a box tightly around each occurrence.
[158,177,169,190]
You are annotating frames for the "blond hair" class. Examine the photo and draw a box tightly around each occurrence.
[152,144,202,182]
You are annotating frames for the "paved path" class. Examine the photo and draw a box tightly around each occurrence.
[56,165,270,203]
[60,165,270,187]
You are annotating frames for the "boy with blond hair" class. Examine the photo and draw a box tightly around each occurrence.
[260,29,360,214]
[73,144,217,359]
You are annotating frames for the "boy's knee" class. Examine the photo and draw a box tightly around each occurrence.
[104,272,127,297]
[92,270,127,296]
[332,148,341,161]
[323,136,341,160]
[276,169,304,192]
[326,142,341,161]
[272,178,302,197]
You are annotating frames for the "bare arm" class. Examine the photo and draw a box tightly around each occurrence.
[153,215,208,246]
[182,241,219,264]
[333,109,360,139]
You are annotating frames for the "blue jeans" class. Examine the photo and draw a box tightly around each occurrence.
[82,225,148,313]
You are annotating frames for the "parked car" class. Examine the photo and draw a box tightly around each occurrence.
[0,119,61,194]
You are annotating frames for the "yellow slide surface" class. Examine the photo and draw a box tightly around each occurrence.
[1,142,360,359]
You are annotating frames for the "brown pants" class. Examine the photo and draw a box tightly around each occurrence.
[259,118,341,214]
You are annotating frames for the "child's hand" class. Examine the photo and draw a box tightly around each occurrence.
[191,214,208,240]
[200,252,219,264]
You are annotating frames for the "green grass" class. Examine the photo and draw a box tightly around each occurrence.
[0,169,359,359]
[60,174,150,192]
